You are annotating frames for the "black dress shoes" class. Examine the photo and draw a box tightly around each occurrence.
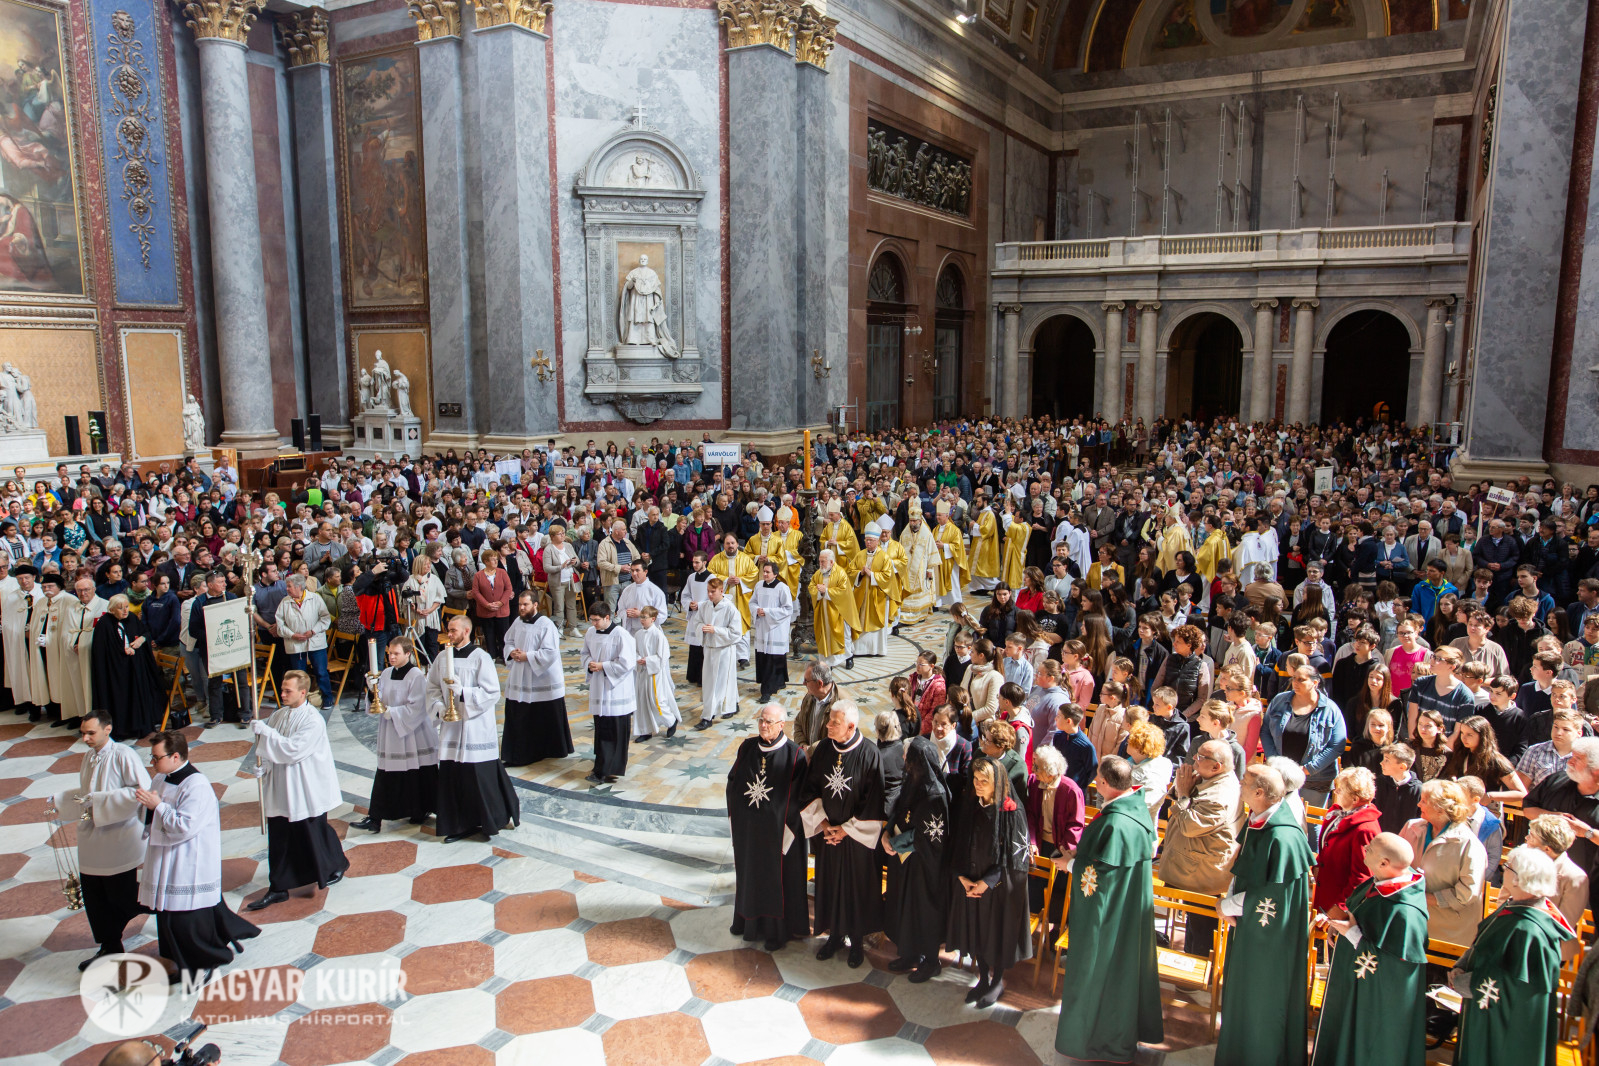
[246,890,288,911]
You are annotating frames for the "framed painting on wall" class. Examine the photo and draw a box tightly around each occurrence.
[0,0,88,299]
[336,46,427,309]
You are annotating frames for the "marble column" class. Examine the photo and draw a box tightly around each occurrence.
[999,304,1023,417]
[1417,296,1455,429]
[474,3,555,440]
[1100,302,1124,419]
[794,19,834,432]
[284,9,348,432]
[1135,301,1159,424]
[1250,298,1277,424]
[1288,298,1318,425]
[181,0,279,457]
[411,1,475,441]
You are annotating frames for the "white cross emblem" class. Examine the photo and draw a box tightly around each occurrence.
[922,815,944,843]
[822,761,852,799]
[1354,952,1378,980]
[1255,898,1277,927]
[1476,977,1500,1009]
[1080,865,1098,897]
[743,771,772,808]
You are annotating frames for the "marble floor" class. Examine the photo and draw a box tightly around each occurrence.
[0,588,1223,1065]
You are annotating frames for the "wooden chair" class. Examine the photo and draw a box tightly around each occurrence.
[1559,910,1596,1041]
[153,649,187,731]
[1049,865,1076,997]
[1028,856,1058,982]
[329,630,362,705]
[1150,880,1228,1036]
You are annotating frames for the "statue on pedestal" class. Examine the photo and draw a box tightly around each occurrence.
[358,368,373,412]
[0,362,38,433]
[182,395,206,454]
[368,350,393,410]
[617,255,679,358]
[393,369,413,418]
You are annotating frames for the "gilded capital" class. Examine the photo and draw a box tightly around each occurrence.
[181,0,261,42]
[472,0,552,33]
[408,0,463,40]
[793,3,838,69]
[718,0,798,52]
[284,7,331,66]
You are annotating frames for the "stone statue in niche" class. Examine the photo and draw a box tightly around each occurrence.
[393,369,413,418]
[0,362,38,433]
[357,368,373,411]
[366,350,394,412]
[182,395,205,454]
[617,254,679,358]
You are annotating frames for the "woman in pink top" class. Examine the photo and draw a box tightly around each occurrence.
[1060,638,1097,707]
[1385,619,1432,697]
[471,548,513,662]
[1222,669,1264,763]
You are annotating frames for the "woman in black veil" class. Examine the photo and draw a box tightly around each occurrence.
[944,754,1033,1008]
[882,735,950,983]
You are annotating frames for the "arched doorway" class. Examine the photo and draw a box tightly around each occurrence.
[933,265,966,421]
[1165,312,1243,419]
[866,255,906,430]
[1030,314,1096,419]
[1320,310,1412,425]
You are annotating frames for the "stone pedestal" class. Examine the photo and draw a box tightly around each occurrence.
[584,345,703,423]
[0,431,50,466]
[349,411,423,460]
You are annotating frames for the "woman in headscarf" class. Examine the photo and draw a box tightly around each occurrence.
[90,594,165,741]
[883,735,950,984]
[944,755,1033,1008]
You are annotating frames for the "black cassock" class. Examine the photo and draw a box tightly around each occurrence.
[945,755,1034,971]
[885,736,950,960]
[801,731,886,943]
[726,734,809,945]
[91,612,164,741]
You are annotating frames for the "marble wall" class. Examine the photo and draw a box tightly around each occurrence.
[552,0,724,428]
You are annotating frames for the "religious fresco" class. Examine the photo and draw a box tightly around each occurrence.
[1155,0,1205,49]
[1293,0,1355,31]
[1211,0,1291,38]
[337,48,426,309]
[0,0,85,296]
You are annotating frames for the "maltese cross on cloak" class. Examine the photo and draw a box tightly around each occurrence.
[744,771,772,808]
[822,760,852,799]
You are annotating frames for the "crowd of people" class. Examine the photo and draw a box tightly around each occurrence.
[13,414,1599,1063]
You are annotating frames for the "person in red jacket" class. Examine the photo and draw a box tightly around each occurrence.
[1314,765,1384,913]
[909,651,946,735]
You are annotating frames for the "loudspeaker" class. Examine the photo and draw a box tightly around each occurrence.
[64,415,81,457]
[308,413,323,452]
[291,417,306,452]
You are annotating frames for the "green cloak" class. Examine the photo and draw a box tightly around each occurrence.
[1055,788,1163,1064]
[1455,899,1574,1066]
[1310,871,1430,1066]
[1216,800,1315,1066]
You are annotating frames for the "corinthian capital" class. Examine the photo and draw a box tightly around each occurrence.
[472,0,552,33]
[718,0,798,52]
[794,3,838,68]
[408,0,463,39]
[284,7,331,66]
[181,0,261,42]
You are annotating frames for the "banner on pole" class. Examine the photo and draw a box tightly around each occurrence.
[203,597,252,677]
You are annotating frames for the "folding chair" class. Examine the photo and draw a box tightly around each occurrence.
[329,630,362,704]
[1151,880,1228,1036]
[1049,866,1076,996]
[251,641,280,709]
[1028,855,1058,982]
[153,649,188,731]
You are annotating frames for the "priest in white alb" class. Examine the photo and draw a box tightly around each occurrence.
[429,615,520,841]
[136,728,259,980]
[694,576,744,731]
[56,708,149,970]
[3,565,49,721]
[617,560,668,637]
[582,600,638,783]
[897,504,938,624]
[60,576,107,731]
[247,670,349,910]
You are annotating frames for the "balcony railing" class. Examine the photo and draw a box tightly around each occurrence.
[994,222,1471,271]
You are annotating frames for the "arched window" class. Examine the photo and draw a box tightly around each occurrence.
[865,255,907,430]
[933,265,966,421]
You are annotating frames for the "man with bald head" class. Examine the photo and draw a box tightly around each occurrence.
[799,700,886,968]
[1311,832,1428,1066]
[1216,764,1315,1066]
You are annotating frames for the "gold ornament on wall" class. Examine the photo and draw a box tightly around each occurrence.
[793,3,837,68]
[408,0,463,40]
[180,0,261,42]
[471,0,553,33]
[284,7,331,66]
[104,11,160,269]
[717,0,797,51]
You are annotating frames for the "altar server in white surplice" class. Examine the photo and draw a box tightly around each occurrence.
[136,728,259,980]
[681,552,714,686]
[501,591,573,767]
[4,565,48,719]
[694,576,744,731]
[632,605,680,741]
[429,615,520,842]
[352,636,437,834]
[56,708,149,970]
[750,559,795,701]
[247,671,349,911]
[617,561,668,638]
[582,601,637,783]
